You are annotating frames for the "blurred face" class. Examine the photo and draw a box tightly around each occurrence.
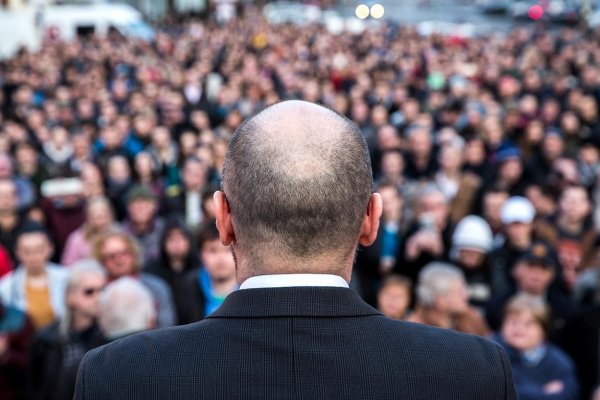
[101,127,122,149]
[127,199,157,225]
[51,127,69,147]
[87,202,112,230]
[458,248,485,269]
[16,232,53,272]
[201,239,235,282]
[152,127,171,148]
[483,192,508,227]
[439,278,469,315]
[0,155,13,178]
[505,222,532,248]
[165,229,191,261]
[134,153,154,177]
[73,135,91,158]
[543,136,564,160]
[67,273,106,319]
[439,146,463,172]
[380,186,403,221]
[557,241,582,289]
[514,262,553,296]
[380,152,404,178]
[377,126,400,149]
[107,157,130,183]
[182,160,207,191]
[15,146,37,170]
[99,236,136,278]
[464,139,485,165]
[180,132,198,157]
[502,310,545,352]
[559,187,590,223]
[499,159,522,184]
[0,180,18,213]
[378,284,410,319]
[420,192,448,229]
[409,130,432,158]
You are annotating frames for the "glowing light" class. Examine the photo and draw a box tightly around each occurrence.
[370,3,385,19]
[528,5,544,20]
[355,4,370,20]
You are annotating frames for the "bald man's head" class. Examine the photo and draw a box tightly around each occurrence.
[222,100,373,274]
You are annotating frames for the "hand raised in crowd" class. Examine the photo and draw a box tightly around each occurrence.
[405,229,443,260]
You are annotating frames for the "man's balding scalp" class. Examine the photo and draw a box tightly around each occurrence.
[222,100,373,272]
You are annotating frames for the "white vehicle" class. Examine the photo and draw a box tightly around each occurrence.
[42,3,155,42]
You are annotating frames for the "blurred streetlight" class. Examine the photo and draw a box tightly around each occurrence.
[370,3,385,19]
[355,4,370,19]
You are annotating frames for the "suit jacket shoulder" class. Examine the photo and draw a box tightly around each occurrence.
[75,287,516,400]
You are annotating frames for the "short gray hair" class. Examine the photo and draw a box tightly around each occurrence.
[222,100,373,269]
[99,277,155,339]
[416,262,465,306]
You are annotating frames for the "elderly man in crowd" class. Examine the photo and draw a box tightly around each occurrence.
[408,262,490,336]
[98,277,156,341]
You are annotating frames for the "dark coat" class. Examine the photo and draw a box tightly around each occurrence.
[0,303,34,400]
[560,306,600,400]
[495,336,579,400]
[176,268,207,324]
[395,221,453,285]
[28,321,105,400]
[354,223,402,306]
[144,220,200,325]
[75,287,517,399]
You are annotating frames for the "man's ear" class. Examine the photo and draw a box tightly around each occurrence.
[358,193,383,246]
[214,190,236,246]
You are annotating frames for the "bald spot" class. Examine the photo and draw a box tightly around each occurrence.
[243,101,350,179]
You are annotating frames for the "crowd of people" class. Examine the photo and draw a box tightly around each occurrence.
[1,3,600,399]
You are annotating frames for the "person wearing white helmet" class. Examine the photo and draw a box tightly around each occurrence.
[450,215,493,311]
[488,196,537,296]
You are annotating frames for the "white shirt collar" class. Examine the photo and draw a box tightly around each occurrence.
[239,274,349,290]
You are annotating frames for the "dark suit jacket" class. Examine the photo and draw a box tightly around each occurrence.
[74,287,517,400]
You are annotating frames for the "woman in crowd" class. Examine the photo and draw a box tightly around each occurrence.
[92,230,176,328]
[495,294,578,400]
[29,260,106,400]
[145,218,199,324]
[376,275,412,320]
[133,151,163,196]
[61,196,119,266]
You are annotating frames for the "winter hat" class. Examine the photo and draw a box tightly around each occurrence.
[500,196,535,225]
[451,215,493,256]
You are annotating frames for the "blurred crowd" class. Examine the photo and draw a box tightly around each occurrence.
[2,4,600,400]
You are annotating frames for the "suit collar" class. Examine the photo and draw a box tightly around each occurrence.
[206,287,382,318]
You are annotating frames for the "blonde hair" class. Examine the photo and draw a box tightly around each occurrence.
[92,229,143,272]
[503,294,550,337]
[83,196,115,240]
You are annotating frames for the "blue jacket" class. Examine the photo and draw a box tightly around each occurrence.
[494,335,579,400]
